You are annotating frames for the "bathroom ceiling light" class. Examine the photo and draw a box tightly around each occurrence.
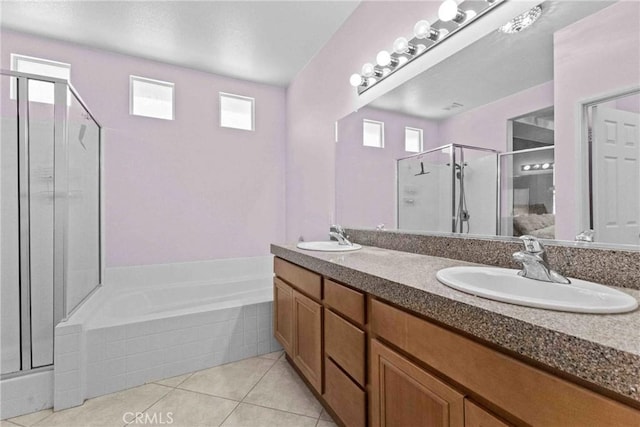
[349,0,504,93]
[521,162,554,172]
[500,5,543,34]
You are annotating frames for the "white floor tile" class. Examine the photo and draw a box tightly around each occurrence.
[221,403,317,427]
[33,384,170,427]
[178,357,275,401]
[142,389,237,427]
[8,409,53,427]
[152,373,192,388]
[243,359,322,418]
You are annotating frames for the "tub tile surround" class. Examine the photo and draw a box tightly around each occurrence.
[5,353,337,427]
[43,256,281,416]
[270,243,640,404]
[346,228,640,290]
[76,302,282,404]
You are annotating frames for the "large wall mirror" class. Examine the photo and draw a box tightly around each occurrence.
[335,0,640,248]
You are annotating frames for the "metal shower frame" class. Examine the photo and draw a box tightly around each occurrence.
[396,143,499,233]
[1,69,103,377]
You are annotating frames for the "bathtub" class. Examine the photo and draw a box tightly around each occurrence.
[54,256,280,411]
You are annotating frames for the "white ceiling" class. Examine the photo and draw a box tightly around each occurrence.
[0,1,360,87]
[369,0,616,120]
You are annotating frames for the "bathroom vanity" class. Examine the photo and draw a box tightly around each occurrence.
[271,244,640,427]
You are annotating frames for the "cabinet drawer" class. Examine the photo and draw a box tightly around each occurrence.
[371,299,640,426]
[324,279,365,325]
[274,257,321,300]
[324,357,366,427]
[325,308,366,386]
[464,400,513,427]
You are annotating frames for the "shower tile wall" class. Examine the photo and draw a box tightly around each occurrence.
[53,302,281,411]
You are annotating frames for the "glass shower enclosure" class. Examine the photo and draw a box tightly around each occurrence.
[1,70,102,376]
[397,144,499,235]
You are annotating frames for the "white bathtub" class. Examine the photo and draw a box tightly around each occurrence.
[88,277,273,327]
[54,256,280,411]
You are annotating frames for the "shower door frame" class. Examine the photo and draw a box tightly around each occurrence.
[1,69,103,378]
[396,143,499,233]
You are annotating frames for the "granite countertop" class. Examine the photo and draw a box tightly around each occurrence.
[271,243,640,404]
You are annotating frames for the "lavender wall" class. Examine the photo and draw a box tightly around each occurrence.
[1,30,286,267]
[335,107,438,228]
[554,1,640,240]
[285,1,447,242]
[438,81,554,152]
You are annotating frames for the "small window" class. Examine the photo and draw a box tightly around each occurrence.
[220,93,254,131]
[363,119,384,148]
[10,54,71,104]
[130,75,174,120]
[405,127,423,153]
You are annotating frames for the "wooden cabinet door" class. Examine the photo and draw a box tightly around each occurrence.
[370,339,464,427]
[292,288,323,393]
[464,400,512,427]
[273,278,293,355]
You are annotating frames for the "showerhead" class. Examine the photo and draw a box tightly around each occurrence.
[446,162,468,169]
[414,161,430,176]
[446,161,468,179]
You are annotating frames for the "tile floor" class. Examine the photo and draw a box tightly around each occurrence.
[2,352,337,427]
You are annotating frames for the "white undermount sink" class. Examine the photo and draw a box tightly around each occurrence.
[296,241,362,252]
[436,266,638,314]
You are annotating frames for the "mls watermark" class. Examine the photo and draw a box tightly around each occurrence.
[123,412,174,424]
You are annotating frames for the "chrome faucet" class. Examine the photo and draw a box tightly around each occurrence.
[329,224,352,246]
[512,235,570,284]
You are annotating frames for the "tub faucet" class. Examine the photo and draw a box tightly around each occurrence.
[512,235,570,284]
[329,224,352,246]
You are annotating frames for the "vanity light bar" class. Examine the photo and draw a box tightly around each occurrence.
[521,162,554,172]
[350,0,505,94]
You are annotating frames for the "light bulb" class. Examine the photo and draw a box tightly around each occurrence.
[362,63,375,77]
[414,20,431,39]
[542,163,550,170]
[376,50,391,66]
[393,37,408,54]
[523,165,531,171]
[349,73,364,87]
[439,0,461,22]
[393,37,415,55]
